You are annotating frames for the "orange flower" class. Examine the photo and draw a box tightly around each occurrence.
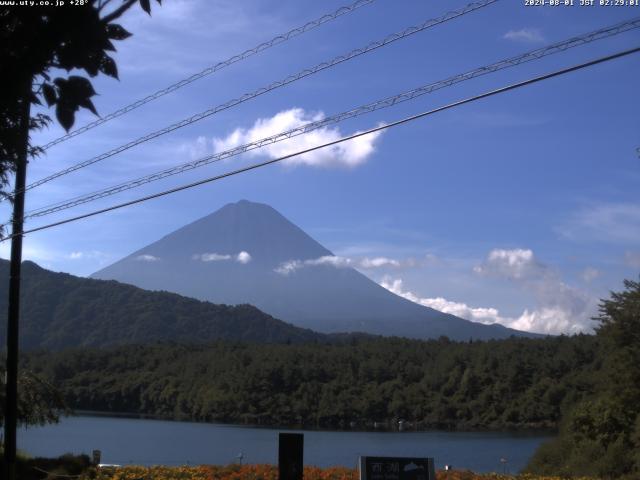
[93,464,600,480]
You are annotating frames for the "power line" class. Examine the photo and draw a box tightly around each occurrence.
[20,16,640,221]
[40,0,377,151]
[5,46,637,241]
[14,0,497,198]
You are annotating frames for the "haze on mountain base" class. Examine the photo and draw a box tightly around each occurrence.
[92,200,539,340]
[0,259,324,350]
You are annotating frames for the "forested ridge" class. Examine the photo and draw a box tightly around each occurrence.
[5,263,639,477]
[0,260,324,348]
[22,334,599,430]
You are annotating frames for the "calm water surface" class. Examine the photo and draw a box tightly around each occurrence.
[19,415,552,473]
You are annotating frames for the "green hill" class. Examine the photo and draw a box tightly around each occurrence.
[22,334,599,429]
[0,259,322,349]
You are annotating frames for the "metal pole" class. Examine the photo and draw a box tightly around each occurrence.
[3,77,31,480]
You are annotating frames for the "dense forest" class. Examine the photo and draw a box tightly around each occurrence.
[526,279,640,478]
[22,335,599,430]
[0,260,324,348]
[7,271,640,478]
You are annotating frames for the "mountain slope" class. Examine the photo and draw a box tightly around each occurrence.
[92,200,537,340]
[0,259,322,350]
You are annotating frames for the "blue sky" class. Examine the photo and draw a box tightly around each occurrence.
[1,0,639,335]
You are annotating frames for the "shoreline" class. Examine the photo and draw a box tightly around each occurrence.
[68,410,557,436]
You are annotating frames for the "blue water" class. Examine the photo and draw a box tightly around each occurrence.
[18,415,552,473]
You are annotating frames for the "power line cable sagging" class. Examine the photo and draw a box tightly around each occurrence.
[21,17,640,221]
[8,46,638,240]
[40,0,378,151]
[16,0,498,198]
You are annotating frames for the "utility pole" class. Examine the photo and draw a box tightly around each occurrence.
[3,76,32,480]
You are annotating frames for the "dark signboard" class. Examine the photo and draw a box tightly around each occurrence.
[278,433,304,480]
[359,456,435,480]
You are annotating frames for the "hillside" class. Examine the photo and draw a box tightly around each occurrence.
[0,259,322,350]
[22,334,599,429]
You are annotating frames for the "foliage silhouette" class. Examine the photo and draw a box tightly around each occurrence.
[0,0,161,200]
[526,279,640,479]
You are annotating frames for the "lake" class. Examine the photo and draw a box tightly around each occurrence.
[19,415,552,473]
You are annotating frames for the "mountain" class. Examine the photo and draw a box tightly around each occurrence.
[92,200,536,340]
[0,259,323,350]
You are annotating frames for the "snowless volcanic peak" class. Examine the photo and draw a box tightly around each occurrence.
[92,200,538,340]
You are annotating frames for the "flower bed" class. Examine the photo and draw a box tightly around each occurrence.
[94,464,598,480]
[95,465,354,480]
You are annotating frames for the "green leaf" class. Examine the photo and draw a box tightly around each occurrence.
[81,52,101,77]
[53,76,99,127]
[66,76,97,98]
[78,98,99,117]
[42,83,57,106]
[106,24,132,41]
[99,55,118,79]
[140,0,151,15]
[56,103,76,132]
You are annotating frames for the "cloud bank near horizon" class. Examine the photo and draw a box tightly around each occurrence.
[380,248,596,335]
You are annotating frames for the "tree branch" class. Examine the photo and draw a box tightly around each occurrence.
[101,0,137,24]
[98,0,115,12]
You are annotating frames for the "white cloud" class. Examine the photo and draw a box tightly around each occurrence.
[503,28,544,43]
[0,242,112,272]
[309,256,352,268]
[373,248,599,335]
[473,248,541,279]
[195,253,232,262]
[274,254,412,275]
[274,260,302,276]
[581,267,600,282]
[508,307,588,336]
[236,251,252,264]
[136,254,160,262]
[275,256,346,275]
[625,251,640,268]
[180,135,211,160]
[379,276,589,335]
[210,108,383,168]
[117,0,281,76]
[360,257,401,268]
[0,241,51,264]
[473,248,595,333]
[67,250,110,261]
[560,203,640,244]
[381,278,504,325]
[193,251,252,264]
